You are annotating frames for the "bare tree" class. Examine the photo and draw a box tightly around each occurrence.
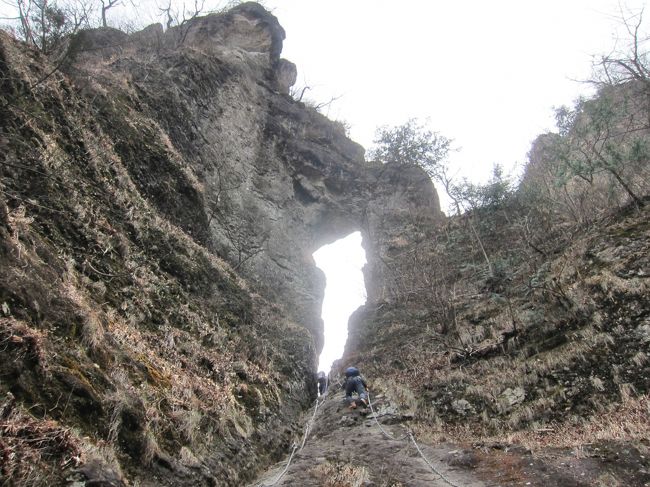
[541,7,650,210]
[216,199,270,270]
[289,84,310,102]
[205,166,243,226]
[99,0,120,27]
[3,0,91,53]
[158,0,174,28]
[592,7,650,92]
[157,0,206,45]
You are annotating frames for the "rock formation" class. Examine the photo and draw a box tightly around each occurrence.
[70,2,443,352]
[2,2,648,486]
[0,3,442,485]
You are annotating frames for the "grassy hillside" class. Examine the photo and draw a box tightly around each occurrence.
[0,24,315,486]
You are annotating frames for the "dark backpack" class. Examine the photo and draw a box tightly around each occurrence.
[345,367,359,377]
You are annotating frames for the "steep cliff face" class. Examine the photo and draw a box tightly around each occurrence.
[2,3,649,486]
[66,2,442,351]
[0,3,442,486]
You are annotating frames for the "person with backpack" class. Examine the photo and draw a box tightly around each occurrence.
[343,366,368,409]
[317,371,328,396]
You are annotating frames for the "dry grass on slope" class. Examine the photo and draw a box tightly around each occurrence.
[0,31,315,486]
[349,202,650,454]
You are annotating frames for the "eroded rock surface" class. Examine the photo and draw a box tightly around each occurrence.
[65,2,443,353]
[0,3,443,485]
[249,391,488,487]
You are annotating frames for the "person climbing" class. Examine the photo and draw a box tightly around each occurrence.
[317,371,328,396]
[343,366,368,409]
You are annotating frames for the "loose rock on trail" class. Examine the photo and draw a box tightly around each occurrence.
[249,390,491,487]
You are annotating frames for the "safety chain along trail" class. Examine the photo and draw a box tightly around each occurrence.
[249,390,494,487]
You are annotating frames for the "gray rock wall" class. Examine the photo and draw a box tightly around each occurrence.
[0,3,446,484]
[69,3,444,355]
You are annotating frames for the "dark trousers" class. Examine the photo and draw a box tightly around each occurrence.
[318,378,327,395]
[344,376,367,402]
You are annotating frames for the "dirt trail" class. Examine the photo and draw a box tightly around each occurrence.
[248,391,494,487]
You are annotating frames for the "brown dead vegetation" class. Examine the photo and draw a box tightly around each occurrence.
[345,195,650,456]
[0,393,82,486]
[0,23,315,486]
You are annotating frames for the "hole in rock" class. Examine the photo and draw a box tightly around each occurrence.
[313,231,367,374]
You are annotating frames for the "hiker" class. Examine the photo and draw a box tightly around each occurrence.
[317,371,328,396]
[343,366,368,409]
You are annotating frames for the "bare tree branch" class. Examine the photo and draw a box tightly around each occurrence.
[100,0,121,28]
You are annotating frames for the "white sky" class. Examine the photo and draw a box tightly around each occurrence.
[266,0,647,209]
[313,232,366,373]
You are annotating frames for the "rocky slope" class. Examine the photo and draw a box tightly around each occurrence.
[340,194,650,485]
[251,384,649,487]
[2,2,648,486]
[0,3,441,486]
[249,391,489,487]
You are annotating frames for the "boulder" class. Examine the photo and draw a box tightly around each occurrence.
[498,387,526,413]
[451,399,475,415]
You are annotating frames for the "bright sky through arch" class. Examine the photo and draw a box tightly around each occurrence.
[313,232,367,374]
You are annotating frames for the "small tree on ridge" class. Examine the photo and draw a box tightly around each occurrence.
[369,118,462,212]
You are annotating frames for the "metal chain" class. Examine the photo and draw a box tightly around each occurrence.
[259,442,297,487]
[407,430,463,487]
[260,391,463,487]
[367,392,463,487]
[366,392,409,441]
[300,396,322,451]
[258,397,322,486]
